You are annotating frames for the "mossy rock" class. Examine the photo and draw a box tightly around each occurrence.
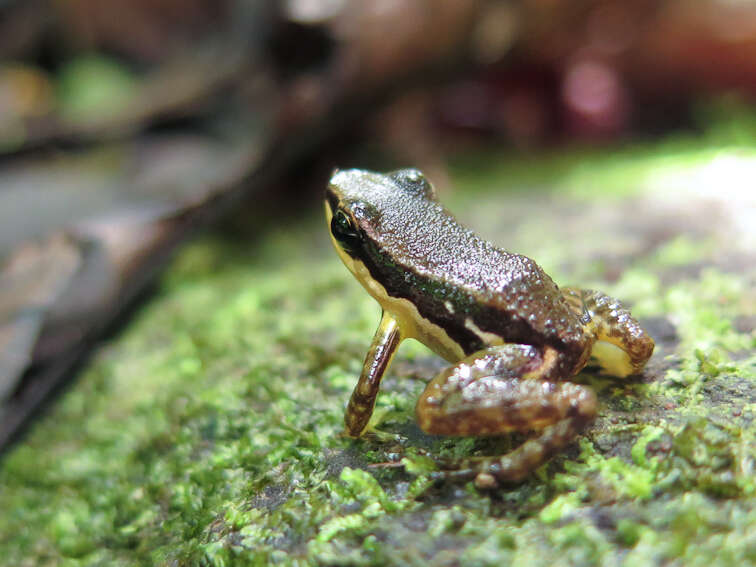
[1,139,754,566]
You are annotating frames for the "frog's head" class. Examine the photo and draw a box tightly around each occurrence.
[325,168,437,264]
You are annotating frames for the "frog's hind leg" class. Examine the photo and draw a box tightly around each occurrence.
[561,287,654,377]
[415,344,596,483]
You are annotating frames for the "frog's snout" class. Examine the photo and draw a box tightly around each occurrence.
[329,168,362,188]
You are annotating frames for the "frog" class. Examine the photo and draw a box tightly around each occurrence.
[325,168,655,484]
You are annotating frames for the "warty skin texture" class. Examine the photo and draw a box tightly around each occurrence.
[326,168,654,484]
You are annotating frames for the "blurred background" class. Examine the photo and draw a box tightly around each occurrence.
[1,0,755,447]
[1,2,756,564]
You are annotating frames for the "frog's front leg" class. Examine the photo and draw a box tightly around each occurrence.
[561,288,655,377]
[345,311,403,437]
[416,344,597,483]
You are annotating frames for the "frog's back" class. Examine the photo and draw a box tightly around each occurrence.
[361,194,586,358]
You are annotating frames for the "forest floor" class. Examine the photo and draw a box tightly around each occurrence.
[1,133,754,566]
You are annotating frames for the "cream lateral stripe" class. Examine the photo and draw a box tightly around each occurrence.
[464,317,505,346]
[326,201,465,363]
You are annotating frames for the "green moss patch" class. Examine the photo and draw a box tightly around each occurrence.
[1,137,754,565]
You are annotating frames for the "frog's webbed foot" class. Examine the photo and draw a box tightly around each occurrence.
[416,345,596,484]
[561,287,654,377]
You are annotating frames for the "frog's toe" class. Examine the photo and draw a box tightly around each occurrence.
[361,427,400,443]
[426,413,594,485]
[563,287,655,376]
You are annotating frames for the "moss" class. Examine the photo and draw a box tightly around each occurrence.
[1,132,754,565]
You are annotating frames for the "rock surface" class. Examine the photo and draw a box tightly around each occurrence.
[0,140,753,566]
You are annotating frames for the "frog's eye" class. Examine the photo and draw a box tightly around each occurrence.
[331,209,361,250]
[390,168,436,200]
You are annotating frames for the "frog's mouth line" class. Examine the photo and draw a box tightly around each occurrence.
[325,198,356,271]
[325,198,362,282]
[324,189,341,219]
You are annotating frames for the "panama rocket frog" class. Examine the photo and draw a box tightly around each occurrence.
[325,168,654,483]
